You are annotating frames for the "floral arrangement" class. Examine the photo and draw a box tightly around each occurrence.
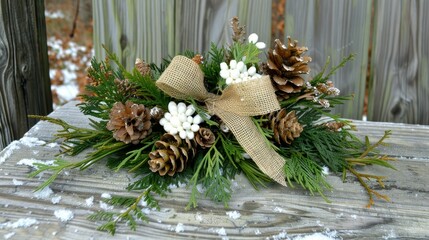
[31,17,395,234]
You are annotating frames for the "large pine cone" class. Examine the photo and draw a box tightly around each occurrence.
[269,109,303,145]
[107,101,152,144]
[261,37,312,100]
[148,133,196,176]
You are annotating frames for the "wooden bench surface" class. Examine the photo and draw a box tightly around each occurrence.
[1,101,428,239]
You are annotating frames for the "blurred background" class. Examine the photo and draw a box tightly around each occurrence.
[1,0,427,149]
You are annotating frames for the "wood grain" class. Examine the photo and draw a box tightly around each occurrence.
[368,0,429,124]
[0,0,52,149]
[0,101,428,239]
[284,0,372,120]
[92,0,272,67]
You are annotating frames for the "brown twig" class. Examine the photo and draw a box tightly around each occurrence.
[69,0,80,38]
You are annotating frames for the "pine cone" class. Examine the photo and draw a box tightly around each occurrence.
[148,133,196,176]
[135,58,152,77]
[325,121,345,131]
[195,127,215,149]
[192,54,204,65]
[150,106,164,122]
[261,37,312,100]
[106,101,152,144]
[269,109,303,145]
[114,78,137,97]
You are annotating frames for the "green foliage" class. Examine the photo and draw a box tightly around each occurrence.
[79,57,123,120]
[283,151,332,198]
[79,46,170,120]
[202,43,225,93]
[186,137,232,209]
[88,190,156,235]
[310,54,355,86]
[230,41,261,65]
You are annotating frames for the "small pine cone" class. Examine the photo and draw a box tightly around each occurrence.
[261,37,312,100]
[192,54,204,65]
[325,121,345,131]
[269,109,303,145]
[114,78,137,97]
[135,58,152,77]
[106,101,152,144]
[195,127,215,149]
[150,106,164,122]
[148,133,196,176]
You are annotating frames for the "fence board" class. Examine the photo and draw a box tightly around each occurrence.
[368,0,429,124]
[0,0,52,150]
[284,0,372,120]
[93,0,271,67]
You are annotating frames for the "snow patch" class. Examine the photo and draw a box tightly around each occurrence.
[52,84,79,102]
[34,186,54,199]
[226,211,241,220]
[45,10,65,19]
[0,141,20,164]
[85,196,94,207]
[46,142,59,148]
[3,232,15,239]
[322,166,330,175]
[273,206,286,213]
[54,209,74,222]
[292,229,340,240]
[0,218,39,229]
[100,201,114,210]
[101,193,112,199]
[382,229,397,239]
[12,178,24,186]
[19,137,46,147]
[17,158,56,170]
[195,212,203,222]
[51,196,62,204]
[270,230,288,240]
[216,227,227,236]
[175,223,184,233]
[168,182,187,189]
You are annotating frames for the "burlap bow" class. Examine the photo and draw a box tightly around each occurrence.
[156,56,287,186]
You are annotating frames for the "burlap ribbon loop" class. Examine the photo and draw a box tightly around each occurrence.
[156,55,287,186]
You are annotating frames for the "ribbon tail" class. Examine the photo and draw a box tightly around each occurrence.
[216,111,287,186]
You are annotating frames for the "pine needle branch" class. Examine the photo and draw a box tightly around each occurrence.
[346,166,390,208]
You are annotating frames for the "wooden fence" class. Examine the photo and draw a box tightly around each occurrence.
[93,0,429,124]
[0,0,52,149]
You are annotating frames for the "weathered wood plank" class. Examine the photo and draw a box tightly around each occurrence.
[93,0,272,68]
[368,0,429,124]
[284,0,372,120]
[0,101,428,239]
[0,0,52,150]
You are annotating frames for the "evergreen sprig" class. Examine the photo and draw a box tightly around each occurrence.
[202,43,225,93]
[88,189,155,235]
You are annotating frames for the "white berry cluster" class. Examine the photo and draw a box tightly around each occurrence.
[159,102,203,140]
[219,60,262,85]
[248,33,266,49]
